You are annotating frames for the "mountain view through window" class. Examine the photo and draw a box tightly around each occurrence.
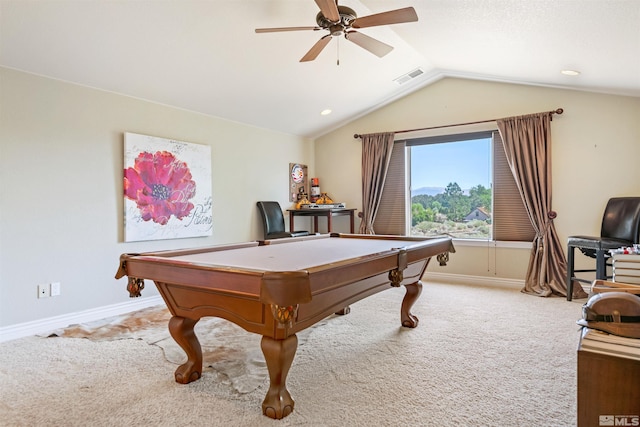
[410,137,492,239]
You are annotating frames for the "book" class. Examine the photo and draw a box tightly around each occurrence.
[614,268,640,278]
[613,253,640,261]
[613,261,640,270]
[614,271,640,280]
[613,274,640,284]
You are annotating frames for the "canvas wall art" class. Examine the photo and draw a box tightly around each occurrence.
[289,163,308,202]
[123,132,212,242]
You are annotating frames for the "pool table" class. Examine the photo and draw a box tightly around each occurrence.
[115,233,454,419]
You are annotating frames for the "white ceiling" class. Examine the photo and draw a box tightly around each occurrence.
[2,0,639,139]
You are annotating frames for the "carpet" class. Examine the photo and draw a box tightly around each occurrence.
[46,306,323,394]
[1,282,585,426]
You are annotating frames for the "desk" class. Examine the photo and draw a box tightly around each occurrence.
[116,233,453,419]
[288,208,356,233]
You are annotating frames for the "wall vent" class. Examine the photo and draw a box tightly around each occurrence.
[393,67,424,85]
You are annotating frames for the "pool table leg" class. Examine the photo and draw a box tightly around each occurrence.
[168,315,202,384]
[260,334,297,419]
[401,280,423,328]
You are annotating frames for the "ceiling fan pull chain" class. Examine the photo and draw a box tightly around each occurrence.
[337,37,340,66]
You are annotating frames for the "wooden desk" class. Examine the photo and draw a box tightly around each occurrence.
[116,233,454,419]
[288,208,356,234]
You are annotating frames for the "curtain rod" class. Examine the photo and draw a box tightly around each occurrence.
[353,108,564,139]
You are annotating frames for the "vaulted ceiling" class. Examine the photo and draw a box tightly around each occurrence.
[2,0,639,138]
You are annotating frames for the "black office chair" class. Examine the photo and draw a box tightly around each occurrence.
[566,197,640,301]
[257,201,310,240]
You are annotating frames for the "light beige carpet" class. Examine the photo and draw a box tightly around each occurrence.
[0,281,585,426]
[44,306,324,394]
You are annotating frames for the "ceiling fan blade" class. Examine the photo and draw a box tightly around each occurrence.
[314,0,340,22]
[345,31,393,58]
[255,26,320,33]
[300,35,332,62]
[352,7,418,29]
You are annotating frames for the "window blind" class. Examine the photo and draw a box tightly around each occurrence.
[492,131,536,241]
[372,141,406,235]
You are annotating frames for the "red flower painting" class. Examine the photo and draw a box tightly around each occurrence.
[124,151,196,225]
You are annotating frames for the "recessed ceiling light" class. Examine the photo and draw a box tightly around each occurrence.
[561,70,581,76]
[320,109,332,116]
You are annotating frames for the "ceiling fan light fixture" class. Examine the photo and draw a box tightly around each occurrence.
[329,24,344,36]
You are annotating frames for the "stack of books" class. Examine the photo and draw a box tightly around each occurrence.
[580,327,640,361]
[613,253,640,284]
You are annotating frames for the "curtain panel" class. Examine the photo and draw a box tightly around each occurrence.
[359,132,395,234]
[497,113,586,298]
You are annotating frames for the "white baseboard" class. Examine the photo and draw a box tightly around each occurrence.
[425,272,525,290]
[0,296,164,343]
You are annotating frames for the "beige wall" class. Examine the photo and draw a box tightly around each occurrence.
[314,77,640,280]
[0,67,314,328]
[2,69,639,332]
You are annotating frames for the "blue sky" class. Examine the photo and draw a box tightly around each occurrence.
[410,138,491,190]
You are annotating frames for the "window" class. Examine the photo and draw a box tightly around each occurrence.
[373,130,535,242]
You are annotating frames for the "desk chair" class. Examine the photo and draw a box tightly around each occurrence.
[566,197,640,301]
[257,201,310,240]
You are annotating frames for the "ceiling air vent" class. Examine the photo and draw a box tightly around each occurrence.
[393,67,424,85]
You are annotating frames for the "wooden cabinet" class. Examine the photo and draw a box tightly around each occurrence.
[577,338,640,427]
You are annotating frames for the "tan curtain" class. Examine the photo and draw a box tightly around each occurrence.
[359,132,395,234]
[497,113,587,298]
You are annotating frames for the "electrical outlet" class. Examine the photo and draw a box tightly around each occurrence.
[38,284,49,298]
[50,282,61,296]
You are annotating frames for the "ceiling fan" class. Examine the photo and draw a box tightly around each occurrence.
[255,0,418,62]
